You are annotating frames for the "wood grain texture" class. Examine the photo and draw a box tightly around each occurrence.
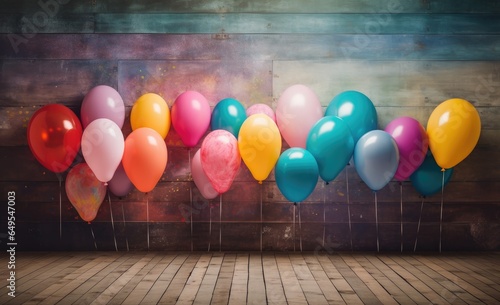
[273,60,500,107]
[2,34,500,61]
[2,0,499,14]
[91,13,500,34]
[117,60,273,107]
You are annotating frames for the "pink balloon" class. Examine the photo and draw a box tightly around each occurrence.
[81,118,125,183]
[81,85,125,129]
[276,84,323,148]
[246,103,276,123]
[108,162,134,197]
[191,149,218,199]
[201,130,241,194]
[171,91,211,147]
[385,116,429,181]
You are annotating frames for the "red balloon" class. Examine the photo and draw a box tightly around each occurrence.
[200,130,241,194]
[27,104,82,173]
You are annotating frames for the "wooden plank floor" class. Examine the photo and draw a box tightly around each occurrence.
[0,252,498,304]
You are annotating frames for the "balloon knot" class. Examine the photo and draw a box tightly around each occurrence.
[441,168,446,172]
[104,182,108,186]
[293,202,298,206]
[258,181,263,185]
[325,181,329,185]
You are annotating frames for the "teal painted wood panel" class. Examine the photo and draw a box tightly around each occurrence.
[0,13,94,34]
[94,13,500,35]
[2,34,500,61]
[3,13,500,34]
[1,0,499,14]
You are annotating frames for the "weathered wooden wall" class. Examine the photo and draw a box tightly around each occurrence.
[1,0,499,252]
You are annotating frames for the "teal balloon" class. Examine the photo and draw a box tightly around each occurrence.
[410,151,453,197]
[276,148,319,203]
[211,98,247,137]
[325,90,377,143]
[306,116,354,183]
[354,130,399,191]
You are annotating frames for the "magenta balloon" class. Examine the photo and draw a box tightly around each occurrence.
[108,162,134,197]
[81,85,125,129]
[191,149,218,200]
[246,103,276,123]
[276,84,323,148]
[200,130,241,194]
[171,91,211,147]
[385,116,429,181]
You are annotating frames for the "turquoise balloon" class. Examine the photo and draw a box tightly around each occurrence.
[306,116,354,183]
[325,90,377,144]
[410,151,453,197]
[275,148,319,203]
[210,98,247,137]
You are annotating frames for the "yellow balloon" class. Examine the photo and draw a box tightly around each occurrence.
[130,93,171,138]
[427,98,481,169]
[238,114,282,183]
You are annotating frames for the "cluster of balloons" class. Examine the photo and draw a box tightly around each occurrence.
[275,87,481,201]
[28,83,482,221]
[191,84,481,203]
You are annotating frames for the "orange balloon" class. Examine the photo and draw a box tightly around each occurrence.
[130,93,171,139]
[122,128,168,192]
[427,98,481,169]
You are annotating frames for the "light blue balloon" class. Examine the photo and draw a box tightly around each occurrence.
[306,116,354,183]
[354,130,399,191]
[275,148,319,203]
[410,151,453,197]
[325,90,378,144]
[210,98,247,137]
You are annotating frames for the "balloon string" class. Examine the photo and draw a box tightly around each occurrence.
[108,193,118,251]
[59,176,62,240]
[293,204,296,252]
[400,182,403,253]
[414,197,425,252]
[190,185,193,252]
[299,203,303,252]
[322,184,326,248]
[439,170,445,253]
[188,148,194,252]
[147,193,150,251]
[208,201,212,252]
[375,192,380,252]
[345,167,353,251]
[90,223,97,250]
[122,203,129,251]
[260,183,263,252]
[219,195,222,252]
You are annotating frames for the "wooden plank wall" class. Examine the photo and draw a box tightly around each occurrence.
[0,0,499,252]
